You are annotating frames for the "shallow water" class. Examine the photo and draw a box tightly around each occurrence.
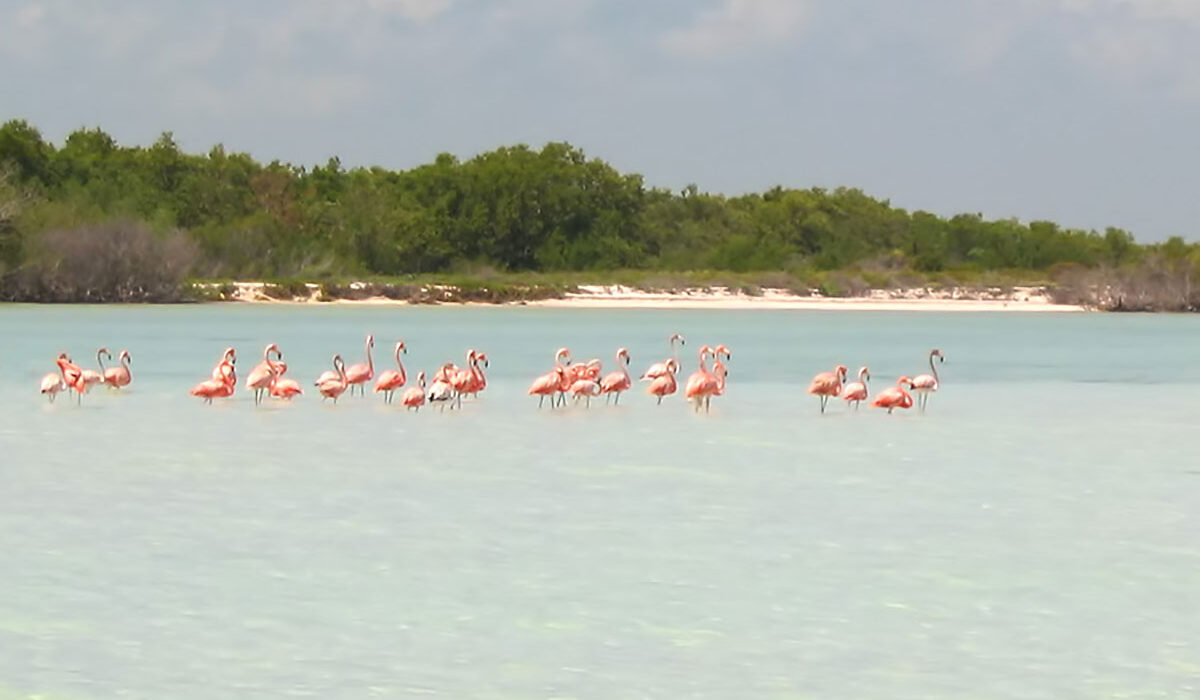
[0,305,1197,699]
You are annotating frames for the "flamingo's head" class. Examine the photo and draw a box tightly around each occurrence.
[932,348,945,363]
[478,353,489,368]
[897,375,913,388]
[396,341,407,354]
[366,334,375,348]
[98,347,111,358]
[859,366,870,382]
[670,333,685,346]
[836,365,848,380]
[333,354,345,370]
[274,360,289,375]
[714,345,731,360]
[618,347,630,364]
[56,352,69,362]
[120,350,131,363]
[416,371,426,386]
[666,359,679,374]
[556,347,571,363]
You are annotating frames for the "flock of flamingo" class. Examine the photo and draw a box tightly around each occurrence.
[37,334,944,414]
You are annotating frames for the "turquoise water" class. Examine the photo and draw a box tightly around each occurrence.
[1,305,1198,699]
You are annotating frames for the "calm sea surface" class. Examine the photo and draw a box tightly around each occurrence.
[0,304,1197,699]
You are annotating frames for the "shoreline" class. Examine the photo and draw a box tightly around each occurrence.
[206,283,1087,312]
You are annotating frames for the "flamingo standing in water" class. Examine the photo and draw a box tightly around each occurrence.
[599,348,632,404]
[684,346,719,412]
[645,359,680,404]
[245,343,283,405]
[400,371,427,411]
[427,363,458,411]
[450,350,479,409]
[40,372,66,402]
[642,333,686,380]
[374,341,408,403]
[466,351,489,398]
[841,366,870,410]
[103,350,132,389]
[80,348,109,392]
[529,364,566,409]
[344,334,375,396]
[269,361,304,400]
[871,377,915,414]
[807,365,848,414]
[910,349,944,411]
[315,355,349,403]
[191,361,236,404]
[56,353,86,404]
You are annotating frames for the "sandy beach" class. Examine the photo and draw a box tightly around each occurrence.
[208,282,1086,312]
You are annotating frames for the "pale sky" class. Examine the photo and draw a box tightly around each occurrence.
[3,0,1199,240]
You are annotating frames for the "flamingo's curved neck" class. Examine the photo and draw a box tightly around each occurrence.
[671,337,681,364]
[365,339,374,374]
[395,346,407,385]
[121,354,131,373]
[698,348,710,374]
[714,359,726,391]
[618,351,630,383]
[97,350,107,373]
[929,353,939,386]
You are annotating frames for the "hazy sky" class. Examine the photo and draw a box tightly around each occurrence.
[3,0,1199,240]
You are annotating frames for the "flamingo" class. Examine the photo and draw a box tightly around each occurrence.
[212,347,237,382]
[642,333,686,380]
[807,364,848,414]
[400,371,427,411]
[103,350,132,389]
[685,346,721,413]
[191,361,236,404]
[568,375,602,407]
[910,349,944,411]
[427,363,457,411]
[39,372,66,402]
[245,343,283,405]
[56,353,86,404]
[81,348,108,391]
[711,345,731,397]
[315,355,349,403]
[528,365,566,409]
[468,352,489,397]
[841,366,870,410]
[344,334,375,396]
[599,348,632,404]
[269,361,304,400]
[871,376,915,414]
[373,341,408,403]
[645,358,679,404]
[450,350,478,409]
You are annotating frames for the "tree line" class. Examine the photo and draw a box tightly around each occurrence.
[1,118,1196,306]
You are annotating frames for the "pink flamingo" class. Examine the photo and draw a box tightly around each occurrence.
[211,347,237,383]
[711,345,731,397]
[103,350,132,389]
[400,371,427,411]
[872,376,915,414]
[841,366,870,410]
[536,347,571,407]
[645,358,679,404]
[373,341,408,403]
[685,346,721,413]
[529,365,567,409]
[469,352,489,397]
[315,354,349,403]
[910,349,944,411]
[269,361,304,400]
[642,333,686,380]
[599,348,632,404]
[450,350,478,409]
[56,353,86,404]
[191,361,235,404]
[80,348,108,391]
[343,334,375,396]
[568,374,602,407]
[807,364,848,414]
[427,363,457,411]
[245,343,283,405]
[40,372,66,402]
